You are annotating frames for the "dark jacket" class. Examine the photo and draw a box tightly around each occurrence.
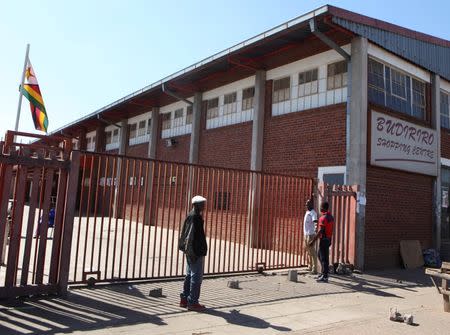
[179,210,207,259]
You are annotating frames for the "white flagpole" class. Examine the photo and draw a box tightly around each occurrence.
[14,43,30,132]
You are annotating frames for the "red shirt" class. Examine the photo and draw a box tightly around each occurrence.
[318,211,334,239]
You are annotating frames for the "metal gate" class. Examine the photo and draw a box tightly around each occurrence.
[0,131,79,298]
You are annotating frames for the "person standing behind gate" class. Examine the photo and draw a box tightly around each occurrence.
[303,199,318,274]
[309,201,334,283]
[178,195,208,311]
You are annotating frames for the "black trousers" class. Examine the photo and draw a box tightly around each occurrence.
[318,238,331,277]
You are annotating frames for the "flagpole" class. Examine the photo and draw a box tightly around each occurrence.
[14,43,30,133]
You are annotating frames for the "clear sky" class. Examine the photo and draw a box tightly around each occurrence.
[0,0,448,139]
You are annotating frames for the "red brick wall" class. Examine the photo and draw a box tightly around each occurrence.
[263,100,347,177]
[156,134,190,163]
[441,129,450,159]
[199,122,252,170]
[365,166,433,269]
[126,142,149,158]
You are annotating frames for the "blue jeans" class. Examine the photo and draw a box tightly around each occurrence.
[181,256,204,305]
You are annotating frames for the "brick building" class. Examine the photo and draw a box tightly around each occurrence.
[48,5,450,269]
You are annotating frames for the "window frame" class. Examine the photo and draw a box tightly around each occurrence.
[242,87,255,111]
[273,76,291,103]
[207,97,219,120]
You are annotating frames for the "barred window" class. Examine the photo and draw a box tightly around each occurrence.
[391,69,407,100]
[273,77,290,103]
[186,105,193,124]
[105,131,112,145]
[207,98,219,119]
[147,119,151,134]
[173,108,184,127]
[112,129,119,143]
[223,92,237,115]
[162,113,171,130]
[138,120,146,137]
[368,58,384,92]
[412,79,426,119]
[298,68,318,97]
[327,61,347,90]
[242,87,254,111]
[129,123,137,139]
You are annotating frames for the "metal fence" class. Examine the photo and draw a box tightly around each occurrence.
[69,152,316,284]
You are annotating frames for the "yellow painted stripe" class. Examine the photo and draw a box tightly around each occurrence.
[23,85,44,106]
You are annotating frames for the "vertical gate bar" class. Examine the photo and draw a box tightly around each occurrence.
[275,175,282,268]
[125,159,136,279]
[340,194,345,263]
[157,162,168,277]
[180,164,189,275]
[0,163,13,265]
[58,151,80,296]
[254,173,260,266]
[20,168,41,286]
[175,164,186,276]
[118,158,130,279]
[266,175,274,269]
[139,161,150,278]
[34,169,54,285]
[206,168,215,274]
[81,155,95,280]
[295,178,302,267]
[280,176,288,268]
[245,171,251,271]
[169,164,179,277]
[97,155,110,280]
[163,163,174,277]
[231,170,238,272]
[144,161,156,278]
[344,195,351,263]
[32,167,46,284]
[151,162,162,277]
[111,156,122,280]
[89,155,102,272]
[132,160,143,278]
[236,172,244,272]
[217,170,225,273]
[223,170,230,272]
[262,174,270,266]
[287,177,294,267]
[211,169,218,274]
[5,163,28,287]
[104,156,116,281]
[48,165,69,284]
[73,154,87,282]
[226,170,233,272]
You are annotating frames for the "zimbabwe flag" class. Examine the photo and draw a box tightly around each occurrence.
[20,60,48,132]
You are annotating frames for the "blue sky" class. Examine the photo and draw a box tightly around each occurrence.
[0,0,448,138]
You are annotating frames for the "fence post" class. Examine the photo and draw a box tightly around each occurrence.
[58,151,80,297]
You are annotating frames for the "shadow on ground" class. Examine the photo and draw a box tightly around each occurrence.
[0,268,430,334]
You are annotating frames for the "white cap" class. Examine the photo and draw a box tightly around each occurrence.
[191,195,207,204]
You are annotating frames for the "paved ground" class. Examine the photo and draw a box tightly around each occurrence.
[0,268,448,335]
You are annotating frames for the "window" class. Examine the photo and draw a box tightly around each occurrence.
[129,123,137,139]
[105,131,112,145]
[214,192,230,210]
[86,136,95,151]
[327,61,348,90]
[173,108,184,127]
[186,105,193,124]
[207,98,219,119]
[223,92,237,115]
[368,57,427,120]
[138,120,146,137]
[162,113,171,130]
[412,79,425,119]
[391,69,407,100]
[441,91,450,129]
[298,68,318,97]
[318,166,346,185]
[242,87,254,111]
[273,77,290,103]
[147,119,152,134]
[112,129,119,143]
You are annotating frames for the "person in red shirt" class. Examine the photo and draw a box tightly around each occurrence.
[309,201,334,283]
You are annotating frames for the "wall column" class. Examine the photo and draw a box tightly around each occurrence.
[187,93,202,206]
[145,107,159,225]
[347,36,368,270]
[113,120,128,218]
[249,70,266,248]
[431,74,441,251]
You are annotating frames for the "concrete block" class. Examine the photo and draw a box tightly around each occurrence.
[149,288,163,297]
[287,270,298,282]
[227,280,240,289]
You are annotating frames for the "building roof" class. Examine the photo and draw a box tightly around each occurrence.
[52,4,450,137]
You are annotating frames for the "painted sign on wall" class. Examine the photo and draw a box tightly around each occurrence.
[371,111,438,176]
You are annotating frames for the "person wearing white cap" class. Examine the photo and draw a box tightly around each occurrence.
[178,195,207,311]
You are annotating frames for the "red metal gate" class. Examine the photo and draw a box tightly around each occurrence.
[0,131,79,298]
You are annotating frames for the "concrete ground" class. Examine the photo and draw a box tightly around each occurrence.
[0,268,448,335]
